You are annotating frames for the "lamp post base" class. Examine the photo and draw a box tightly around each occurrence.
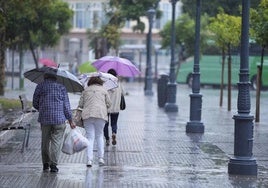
[144,90,154,96]
[186,121,204,133]
[186,93,204,133]
[228,157,257,176]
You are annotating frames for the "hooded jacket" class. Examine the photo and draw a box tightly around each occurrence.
[78,84,111,122]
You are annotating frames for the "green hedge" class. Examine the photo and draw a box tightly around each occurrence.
[0,98,21,111]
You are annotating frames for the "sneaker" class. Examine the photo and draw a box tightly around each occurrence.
[98,158,105,166]
[50,165,59,173]
[112,133,116,145]
[87,160,93,167]
[106,139,110,146]
[43,163,49,172]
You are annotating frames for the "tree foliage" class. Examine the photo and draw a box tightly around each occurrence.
[208,10,241,52]
[208,11,241,109]
[181,0,261,18]
[4,0,72,67]
[250,0,268,47]
[160,13,209,58]
[110,0,160,33]
[0,0,72,95]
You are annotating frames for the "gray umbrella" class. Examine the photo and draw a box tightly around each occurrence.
[24,66,84,93]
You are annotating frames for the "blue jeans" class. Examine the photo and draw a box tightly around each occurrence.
[104,113,119,140]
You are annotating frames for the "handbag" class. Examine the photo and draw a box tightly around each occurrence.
[120,94,126,110]
[74,108,84,128]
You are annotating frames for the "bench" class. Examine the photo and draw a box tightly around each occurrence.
[0,94,36,152]
[18,94,37,152]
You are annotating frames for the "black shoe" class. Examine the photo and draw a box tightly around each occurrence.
[50,165,59,173]
[43,163,49,172]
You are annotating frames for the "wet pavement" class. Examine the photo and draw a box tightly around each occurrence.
[1,79,268,187]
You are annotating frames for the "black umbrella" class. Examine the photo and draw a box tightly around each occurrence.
[24,66,84,93]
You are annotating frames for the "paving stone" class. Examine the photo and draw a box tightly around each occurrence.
[0,81,268,187]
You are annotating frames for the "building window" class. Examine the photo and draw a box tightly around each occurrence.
[125,20,131,29]
[70,2,108,29]
[158,1,182,29]
[64,38,69,53]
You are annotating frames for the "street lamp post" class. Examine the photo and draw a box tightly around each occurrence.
[164,0,178,112]
[144,8,155,96]
[228,0,257,176]
[186,0,204,133]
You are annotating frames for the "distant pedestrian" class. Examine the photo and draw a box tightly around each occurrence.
[77,76,111,167]
[104,69,124,146]
[70,59,78,75]
[33,72,76,173]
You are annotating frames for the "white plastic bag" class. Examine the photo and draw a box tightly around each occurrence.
[62,127,89,155]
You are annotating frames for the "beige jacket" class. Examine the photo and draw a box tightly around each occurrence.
[78,85,111,122]
[108,82,123,113]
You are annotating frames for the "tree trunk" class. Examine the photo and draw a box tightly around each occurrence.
[0,32,6,96]
[175,45,184,79]
[29,40,39,68]
[11,47,15,89]
[19,44,24,90]
[255,66,261,122]
[219,48,225,107]
[255,45,265,122]
[227,44,231,111]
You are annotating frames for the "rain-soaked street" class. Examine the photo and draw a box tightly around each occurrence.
[1,79,268,187]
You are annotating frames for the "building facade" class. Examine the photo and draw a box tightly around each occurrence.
[5,0,182,78]
[58,0,182,65]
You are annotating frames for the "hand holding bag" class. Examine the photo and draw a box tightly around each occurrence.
[74,108,84,128]
[120,94,126,110]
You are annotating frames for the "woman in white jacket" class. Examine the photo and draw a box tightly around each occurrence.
[104,69,124,146]
[78,76,111,167]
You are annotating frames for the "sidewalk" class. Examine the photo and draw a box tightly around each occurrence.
[1,80,268,187]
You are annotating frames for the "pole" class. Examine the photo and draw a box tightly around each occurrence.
[144,8,155,96]
[139,50,142,82]
[164,0,178,112]
[155,50,158,81]
[186,0,204,133]
[228,0,257,176]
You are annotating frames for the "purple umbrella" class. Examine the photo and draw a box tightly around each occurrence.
[92,56,140,77]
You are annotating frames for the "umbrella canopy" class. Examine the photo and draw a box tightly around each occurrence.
[78,72,118,90]
[92,56,140,77]
[39,58,58,67]
[24,66,84,93]
[78,61,96,73]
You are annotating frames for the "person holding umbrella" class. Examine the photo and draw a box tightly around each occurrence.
[104,69,124,146]
[32,72,76,173]
[77,76,111,167]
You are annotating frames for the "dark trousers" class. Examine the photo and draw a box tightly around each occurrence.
[104,113,119,140]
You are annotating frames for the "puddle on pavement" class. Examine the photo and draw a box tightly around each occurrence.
[0,142,20,154]
[199,143,229,165]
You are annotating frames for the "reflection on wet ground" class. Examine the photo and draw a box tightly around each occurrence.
[1,82,268,187]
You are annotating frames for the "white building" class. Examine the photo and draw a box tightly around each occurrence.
[58,0,182,64]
